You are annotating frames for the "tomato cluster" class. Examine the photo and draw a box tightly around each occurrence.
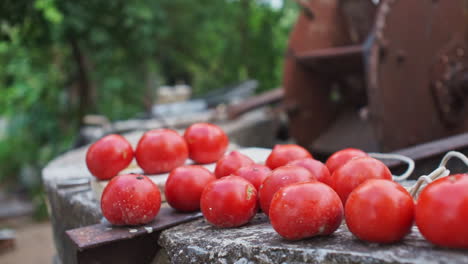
[87,127,468,250]
[86,123,229,225]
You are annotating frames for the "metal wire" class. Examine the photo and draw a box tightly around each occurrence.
[368,152,415,181]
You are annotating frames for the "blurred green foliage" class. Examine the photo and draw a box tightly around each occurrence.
[0,0,298,212]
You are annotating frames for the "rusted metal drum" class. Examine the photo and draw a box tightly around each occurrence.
[284,0,468,154]
[283,0,353,150]
[283,0,376,152]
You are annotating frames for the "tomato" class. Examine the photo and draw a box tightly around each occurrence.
[200,176,258,227]
[288,158,330,184]
[270,182,343,240]
[265,144,313,170]
[415,174,468,249]
[233,164,271,190]
[101,174,161,226]
[330,157,392,204]
[135,129,188,174]
[345,179,414,243]
[325,148,368,175]
[214,151,254,178]
[259,165,315,215]
[184,123,229,164]
[165,165,216,212]
[85,134,133,180]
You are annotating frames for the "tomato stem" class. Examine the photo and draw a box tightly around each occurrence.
[408,151,468,198]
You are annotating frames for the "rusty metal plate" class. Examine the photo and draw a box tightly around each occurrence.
[367,0,468,151]
[65,207,202,263]
[67,207,201,250]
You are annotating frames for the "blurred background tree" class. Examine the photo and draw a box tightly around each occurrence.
[0,0,298,216]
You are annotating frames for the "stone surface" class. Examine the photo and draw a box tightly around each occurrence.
[42,108,468,264]
[160,214,468,264]
[42,108,278,264]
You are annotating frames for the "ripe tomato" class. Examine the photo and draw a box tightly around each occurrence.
[259,165,315,215]
[165,165,216,212]
[200,176,257,227]
[135,129,188,174]
[265,144,313,170]
[330,157,392,204]
[233,164,271,190]
[270,182,343,240]
[415,174,468,249]
[214,151,254,178]
[101,174,161,226]
[288,158,330,184]
[345,179,414,243]
[86,134,133,180]
[184,123,229,164]
[325,148,368,175]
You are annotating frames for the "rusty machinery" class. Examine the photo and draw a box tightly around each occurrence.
[283,0,468,155]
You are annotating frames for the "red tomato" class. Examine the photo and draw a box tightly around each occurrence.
[330,157,392,204]
[184,123,229,164]
[135,129,188,174]
[270,182,343,240]
[86,134,133,180]
[288,158,330,184]
[345,179,414,243]
[200,176,258,227]
[165,165,216,212]
[259,165,315,215]
[416,174,468,249]
[101,174,161,226]
[233,164,271,190]
[266,144,313,170]
[325,148,368,175]
[214,151,254,178]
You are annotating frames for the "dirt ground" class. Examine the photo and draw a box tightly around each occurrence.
[0,218,55,264]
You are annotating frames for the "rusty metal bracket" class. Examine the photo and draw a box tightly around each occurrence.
[66,207,202,264]
[296,45,364,74]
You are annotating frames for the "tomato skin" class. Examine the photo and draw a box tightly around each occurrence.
[330,157,392,204]
[325,148,368,175]
[288,158,330,185]
[345,179,414,243]
[86,134,133,180]
[184,123,229,164]
[101,174,161,226]
[233,164,271,190]
[135,129,188,174]
[214,151,255,178]
[200,176,258,228]
[259,165,316,216]
[415,174,468,249]
[266,144,313,170]
[165,165,216,212]
[270,182,343,240]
